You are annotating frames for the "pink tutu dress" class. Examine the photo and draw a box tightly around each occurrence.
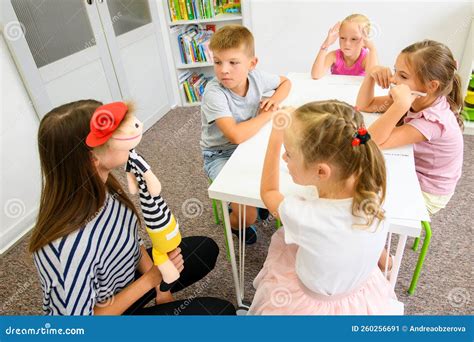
[248,229,403,315]
[248,195,403,315]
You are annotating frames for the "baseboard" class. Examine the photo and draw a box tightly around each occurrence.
[0,207,38,255]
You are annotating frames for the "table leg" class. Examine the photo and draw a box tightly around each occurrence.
[390,234,408,289]
[383,233,393,279]
[239,204,246,301]
[220,201,249,311]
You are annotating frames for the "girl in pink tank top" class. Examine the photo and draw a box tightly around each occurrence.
[331,47,368,76]
[311,14,378,79]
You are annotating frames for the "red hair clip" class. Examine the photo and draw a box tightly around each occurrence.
[352,127,370,147]
[352,137,361,147]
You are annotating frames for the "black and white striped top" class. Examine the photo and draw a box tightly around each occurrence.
[126,149,174,231]
[33,194,142,315]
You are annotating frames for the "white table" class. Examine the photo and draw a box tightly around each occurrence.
[208,74,430,310]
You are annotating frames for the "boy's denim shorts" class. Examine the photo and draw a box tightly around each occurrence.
[202,148,237,181]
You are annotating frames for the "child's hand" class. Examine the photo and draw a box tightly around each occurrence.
[323,22,341,48]
[260,98,280,112]
[369,66,392,89]
[360,25,374,50]
[389,84,419,111]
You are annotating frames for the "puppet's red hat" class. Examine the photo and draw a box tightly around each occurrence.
[86,102,128,147]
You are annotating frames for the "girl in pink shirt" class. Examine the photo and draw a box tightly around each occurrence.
[311,14,379,79]
[357,40,464,216]
[356,40,464,272]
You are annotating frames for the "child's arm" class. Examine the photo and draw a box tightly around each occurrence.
[362,30,379,73]
[368,84,426,147]
[216,76,291,144]
[260,76,292,111]
[375,124,427,149]
[311,47,336,80]
[363,46,378,72]
[260,114,287,219]
[356,65,393,112]
[311,22,340,79]
[216,109,273,144]
[311,50,336,79]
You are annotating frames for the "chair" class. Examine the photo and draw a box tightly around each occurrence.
[408,221,432,295]
[208,179,231,260]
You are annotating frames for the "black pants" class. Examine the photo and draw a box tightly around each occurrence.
[124,236,235,315]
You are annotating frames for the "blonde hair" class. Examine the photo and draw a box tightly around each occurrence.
[291,100,386,228]
[401,40,464,130]
[341,13,371,36]
[209,24,255,57]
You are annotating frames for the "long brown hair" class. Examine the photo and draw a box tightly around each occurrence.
[402,40,464,130]
[291,100,386,228]
[30,100,140,253]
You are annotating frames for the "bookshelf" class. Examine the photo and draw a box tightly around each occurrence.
[164,0,249,106]
[176,61,214,69]
[168,13,243,26]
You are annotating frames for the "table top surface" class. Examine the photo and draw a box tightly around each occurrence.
[208,74,429,236]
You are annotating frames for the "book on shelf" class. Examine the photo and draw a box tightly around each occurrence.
[177,26,213,64]
[179,71,212,103]
[168,0,241,22]
[206,24,216,32]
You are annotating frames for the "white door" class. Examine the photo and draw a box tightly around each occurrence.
[3,0,172,127]
[97,0,173,129]
[3,0,123,116]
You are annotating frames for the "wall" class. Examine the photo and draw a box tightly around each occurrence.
[248,0,472,90]
[1,0,472,253]
[0,0,178,254]
[0,35,41,253]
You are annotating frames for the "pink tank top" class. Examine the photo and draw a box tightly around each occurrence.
[331,48,368,76]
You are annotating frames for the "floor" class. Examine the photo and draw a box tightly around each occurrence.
[0,106,472,315]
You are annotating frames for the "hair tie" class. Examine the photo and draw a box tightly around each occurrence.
[352,127,371,146]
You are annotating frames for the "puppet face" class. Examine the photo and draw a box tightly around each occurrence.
[108,114,143,151]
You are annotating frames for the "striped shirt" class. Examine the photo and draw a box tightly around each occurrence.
[33,193,142,315]
[126,149,174,231]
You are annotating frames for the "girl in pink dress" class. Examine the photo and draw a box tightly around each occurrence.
[311,14,378,79]
[356,40,464,271]
[357,40,464,214]
[248,101,402,315]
